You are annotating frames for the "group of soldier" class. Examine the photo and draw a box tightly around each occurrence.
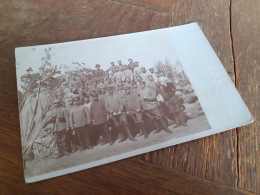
[44,59,188,158]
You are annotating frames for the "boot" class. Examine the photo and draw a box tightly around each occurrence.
[139,123,148,138]
[62,142,70,156]
[153,120,161,134]
[142,129,149,138]
[117,133,125,143]
[54,142,63,158]
[125,126,137,141]
[71,142,77,153]
[160,119,173,134]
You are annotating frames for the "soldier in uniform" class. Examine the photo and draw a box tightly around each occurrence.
[123,87,148,138]
[70,96,92,150]
[139,81,173,134]
[127,58,136,73]
[43,99,70,158]
[90,93,113,145]
[94,64,105,78]
[148,68,158,83]
[104,86,137,142]
[133,62,142,79]
[64,97,78,153]
[166,89,188,127]
[140,67,149,82]
[123,65,133,81]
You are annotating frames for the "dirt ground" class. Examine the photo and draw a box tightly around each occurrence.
[25,100,210,179]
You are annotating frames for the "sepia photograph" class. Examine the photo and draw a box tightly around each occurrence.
[15,23,252,183]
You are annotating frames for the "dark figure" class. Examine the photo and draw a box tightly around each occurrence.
[90,93,113,145]
[104,86,137,142]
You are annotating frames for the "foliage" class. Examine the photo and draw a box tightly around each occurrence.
[20,48,61,95]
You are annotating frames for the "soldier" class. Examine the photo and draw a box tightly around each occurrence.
[94,64,105,78]
[117,60,124,69]
[117,82,125,100]
[43,99,70,158]
[166,89,188,127]
[70,96,92,151]
[133,62,142,79]
[127,58,136,73]
[139,81,173,134]
[140,67,149,82]
[123,65,133,81]
[104,86,137,142]
[146,74,157,90]
[90,93,113,145]
[148,68,158,83]
[123,87,148,138]
[64,97,78,153]
[114,67,123,84]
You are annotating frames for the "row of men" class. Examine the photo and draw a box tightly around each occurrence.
[45,80,188,158]
[95,59,163,84]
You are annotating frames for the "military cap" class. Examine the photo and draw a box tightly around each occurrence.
[95,64,101,68]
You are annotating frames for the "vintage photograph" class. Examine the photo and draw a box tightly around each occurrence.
[15,25,213,182]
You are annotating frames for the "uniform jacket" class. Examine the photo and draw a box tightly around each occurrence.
[127,62,135,72]
[64,106,73,129]
[104,93,123,113]
[47,107,68,132]
[123,90,141,113]
[139,87,159,110]
[69,105,91,128]
[140,72,149,82]
[90,101,107,125]
[123,69,133,81]
[134,66,142,77]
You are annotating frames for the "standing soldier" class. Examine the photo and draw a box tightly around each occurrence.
[148,68,158,83]
[133,62,142,79]
[123,65,133,81]
[139,81,173,134]
[90,93,113,145]
[127,59,136,73]
[64,97,78,153]
[140,67,149,82]
[123,87,148,138]
[70,96,92,151]
[104,86,137,142]
[94,64,105,80]
[43,99,70,158]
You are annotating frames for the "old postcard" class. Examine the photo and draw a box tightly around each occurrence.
[15,23,253,183]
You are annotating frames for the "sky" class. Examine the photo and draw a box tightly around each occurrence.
[15,29,179,91]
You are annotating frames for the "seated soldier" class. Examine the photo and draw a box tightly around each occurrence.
[104,85,136,142]
[123,87,148,138]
